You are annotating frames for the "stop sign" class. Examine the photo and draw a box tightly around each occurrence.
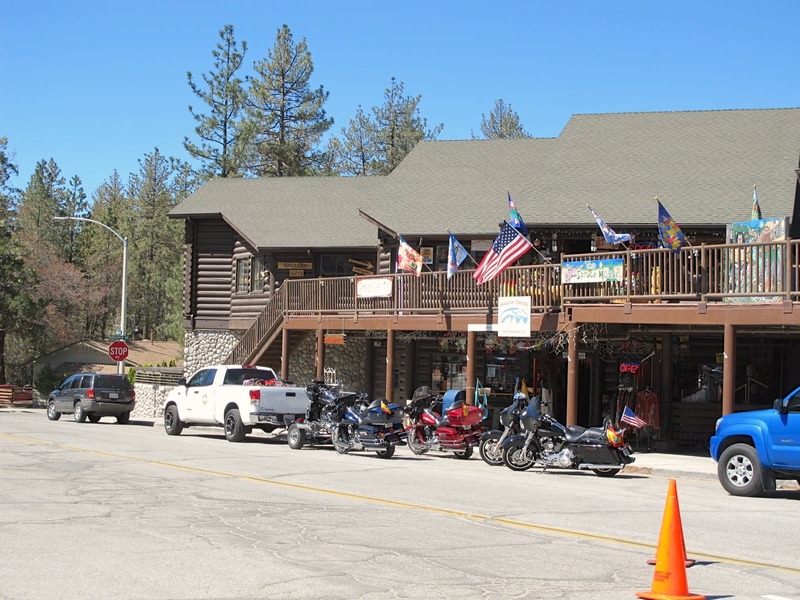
[108,340,129,362]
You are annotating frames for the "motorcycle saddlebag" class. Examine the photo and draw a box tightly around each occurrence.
[365,403,404,425]
[575,443,617,464]
[436,426,467,449]
[446,404,484,427]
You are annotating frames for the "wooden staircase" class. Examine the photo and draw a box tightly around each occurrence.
[224,286,289,366]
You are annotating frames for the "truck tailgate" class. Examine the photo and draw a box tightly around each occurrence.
[257,387,307,415]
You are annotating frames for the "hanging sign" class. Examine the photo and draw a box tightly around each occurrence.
[561,258,624,284]
[498,296,531,337]
[356,277,393,298]
[324,333,346,345]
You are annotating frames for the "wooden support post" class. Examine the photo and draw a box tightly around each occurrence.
[661,333,673,435]
[281,327,289,381]
[466,330,477,404]
[385,329,395,402]
[566,321,578,426]
[723,324,736,416]
[315,328,325,380]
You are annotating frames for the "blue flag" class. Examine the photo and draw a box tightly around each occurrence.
[508,192,528,235]
[447,233,469,279]
[657,199,687,252]
[588,206,632,245]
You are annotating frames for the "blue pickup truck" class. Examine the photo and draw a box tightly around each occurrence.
[710,386,800,496]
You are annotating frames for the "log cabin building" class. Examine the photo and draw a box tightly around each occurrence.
[169,107,800,448]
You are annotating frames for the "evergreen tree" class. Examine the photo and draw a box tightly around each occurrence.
[62,175,89,265]
[17,159,66,250]
[127,149,185,341]
[184,25,251,180]
[328,78,443,176]
[0,138,38,383]
[479,99,531,139]
[81,171,132,338]
[329,106,380,176]
[246,24,333,177]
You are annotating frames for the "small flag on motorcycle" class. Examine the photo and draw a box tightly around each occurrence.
[621,406,647,429]
[380,400,392,414]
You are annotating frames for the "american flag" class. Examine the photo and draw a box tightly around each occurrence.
[621,406,647,429]
[472,221,531,285]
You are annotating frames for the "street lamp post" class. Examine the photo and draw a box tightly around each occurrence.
[54,217,128,375]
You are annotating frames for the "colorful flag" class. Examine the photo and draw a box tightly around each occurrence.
[752,186,763,220]
[473,221,531,285]
[621,405,647,429]
[380,400,392,414]
[447,233,469,279]
[588,205,632,245]
[397,236,423,276]
[657,198,688,252]
[508,192,528,235]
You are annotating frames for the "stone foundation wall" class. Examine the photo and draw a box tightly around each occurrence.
[183,330,242,376]
[132,383,170,419]
[289,335,367,392]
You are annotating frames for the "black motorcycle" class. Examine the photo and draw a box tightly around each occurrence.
[501,397,634,476]
[286,380,362,450]
[331,396,407,458]
[479,392,528,466]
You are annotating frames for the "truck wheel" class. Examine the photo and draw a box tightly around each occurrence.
[224,408,246,442]
[164,405,183,436]
[88,414,101,423]
[287,424,305,449]
[73,402,86,423]
[47,401,61,421]
[718,443,767,497]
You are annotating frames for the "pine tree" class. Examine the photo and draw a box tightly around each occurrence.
[127,149,186,341]
[62,175,89,265]
[246,24,333,177]
[184,25,250,180]
[0,138,37,383]
[17,159,66,250]
[479,99,531,139]
[330,106,380,176]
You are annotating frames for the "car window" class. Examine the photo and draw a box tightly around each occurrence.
[95,375,132,390]
[787,391,800,412]
[223,368,277,385]
[68,376,84,390]
[60,375,76,390]
[187,369,216,387]
[79,375,93,389]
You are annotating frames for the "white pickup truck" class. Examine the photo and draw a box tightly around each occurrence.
[162,365,308,442]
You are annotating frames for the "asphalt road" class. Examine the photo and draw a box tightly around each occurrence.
[1,409,798,600]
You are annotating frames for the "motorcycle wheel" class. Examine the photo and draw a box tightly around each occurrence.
[331,426,351,454]
[453,445,473,460]
[503,444,536,471]
[406,428,429,455]
[479,435,503,466]
[375,445,395,459]
[592,467,620,477]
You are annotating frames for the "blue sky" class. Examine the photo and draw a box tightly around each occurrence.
[3,0,800,197]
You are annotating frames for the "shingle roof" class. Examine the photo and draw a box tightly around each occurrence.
[170,108,800,246]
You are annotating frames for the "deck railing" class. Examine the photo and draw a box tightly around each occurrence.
[228,239,800,361]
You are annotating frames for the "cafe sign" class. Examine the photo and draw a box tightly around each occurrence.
[356,277,393,298]
[561,258,624,284]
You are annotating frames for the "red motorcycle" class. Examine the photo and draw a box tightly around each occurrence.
[404,394,485,459]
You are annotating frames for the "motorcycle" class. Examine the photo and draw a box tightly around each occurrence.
[479,392,528,466]
[287,380,362,450]
[331,396,407,458]
[404,394,486,459]
[501,397,634,476]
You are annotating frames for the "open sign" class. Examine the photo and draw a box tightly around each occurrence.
[619,362,640,374]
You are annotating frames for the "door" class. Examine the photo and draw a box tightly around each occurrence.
[183,369,217,424]
[54,376,77,412]
[767,389,800,467]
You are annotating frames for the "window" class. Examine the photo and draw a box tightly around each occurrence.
[187,369,216,387]
[235,259,249,293]
[251,255,265,292]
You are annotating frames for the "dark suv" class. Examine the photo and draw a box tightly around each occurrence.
[47,373,136,424]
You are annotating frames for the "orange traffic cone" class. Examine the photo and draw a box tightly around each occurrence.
[636,480,705,600]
